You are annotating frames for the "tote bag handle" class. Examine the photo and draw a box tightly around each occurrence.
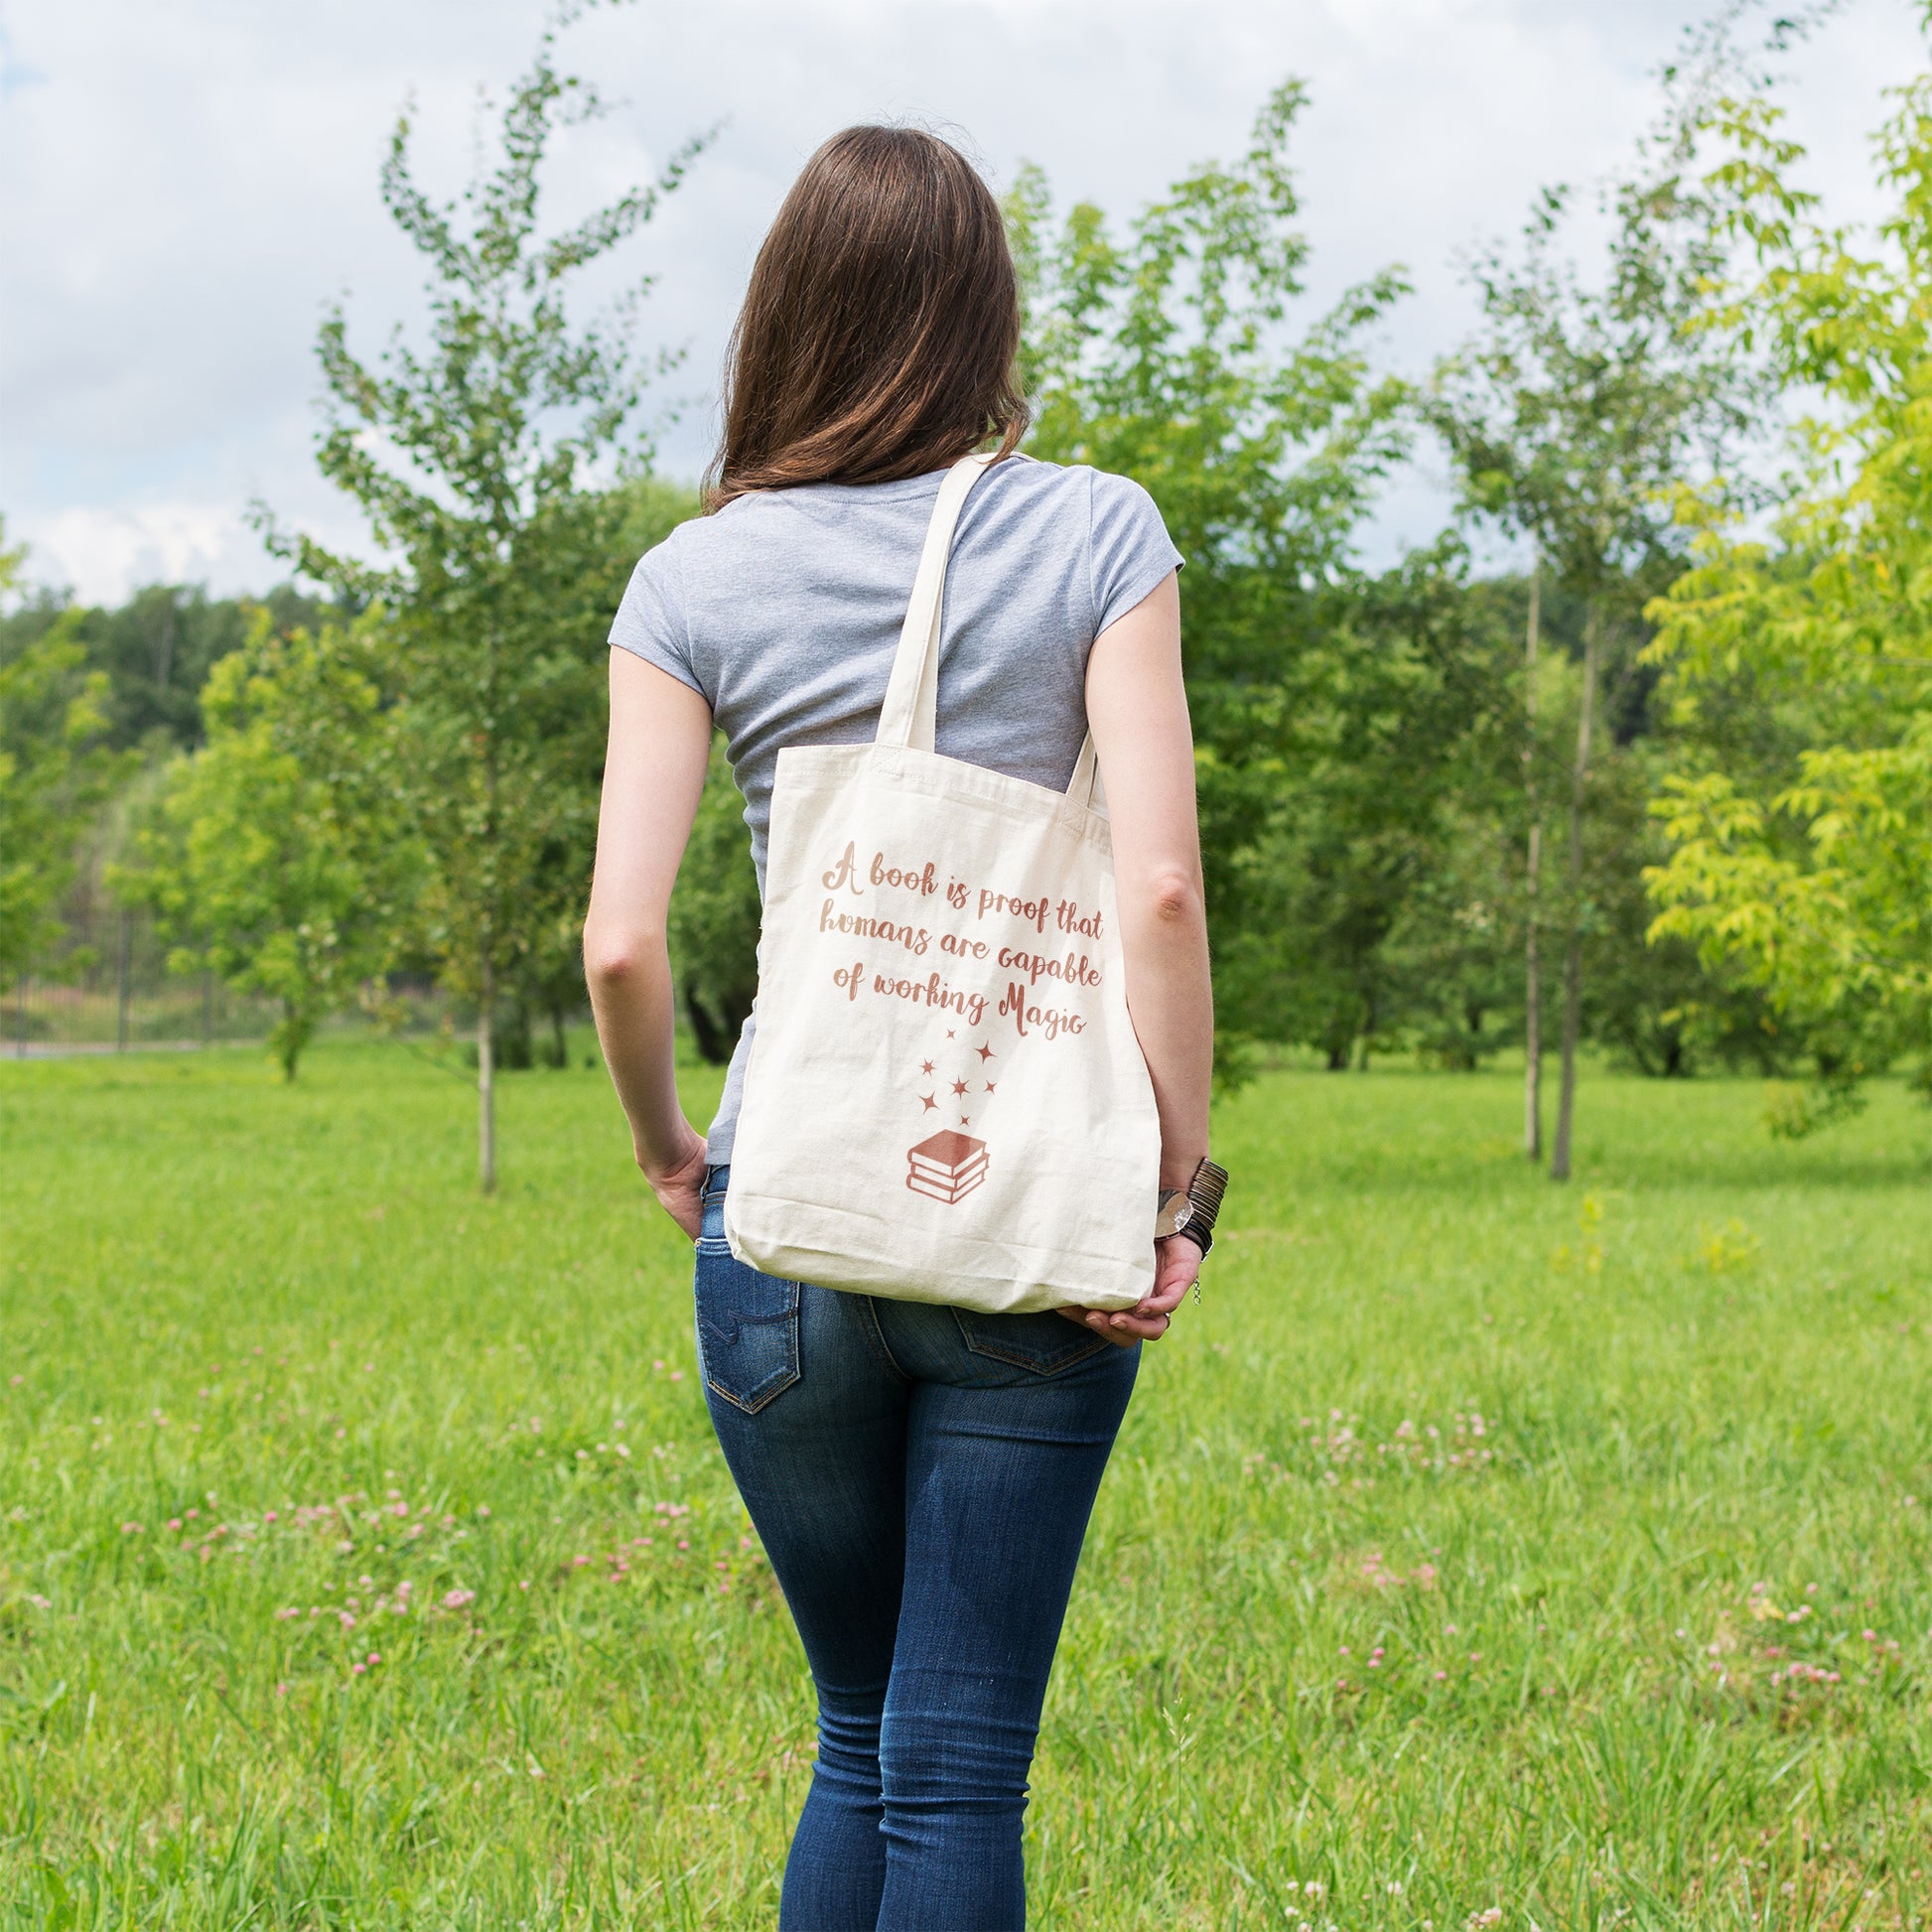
[874,453,1105,815]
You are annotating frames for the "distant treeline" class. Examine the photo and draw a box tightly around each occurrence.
[0,583,347,754]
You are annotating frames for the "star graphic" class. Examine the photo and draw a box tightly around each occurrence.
[975,1040,995,1062]
[945,1028,955,1039]
[950,1078,969,1096]
[959,1115,971,1127]
[920,1059,934,1076]
[920,1092,937,1112]
[984,1081,997,1095]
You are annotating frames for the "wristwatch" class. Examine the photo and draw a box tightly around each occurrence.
[1155,1158,1228,1258]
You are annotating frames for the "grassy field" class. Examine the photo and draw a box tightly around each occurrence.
[3,1042,1931,1930]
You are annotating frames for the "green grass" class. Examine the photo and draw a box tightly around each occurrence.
[3,1041,1931,1929]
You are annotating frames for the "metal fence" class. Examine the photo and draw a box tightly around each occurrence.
[3,891,280,1057]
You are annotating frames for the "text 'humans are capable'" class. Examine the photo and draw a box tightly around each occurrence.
[814,841,1104,1046]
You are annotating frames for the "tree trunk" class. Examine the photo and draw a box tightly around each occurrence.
[1522,568,1544,1162]
[1550,601,1599,1184]
[116,912,132,1051]
[479,954,497,1195]
[275,999,309,1082]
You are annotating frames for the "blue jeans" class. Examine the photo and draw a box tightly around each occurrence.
[695,1167,1140,1932]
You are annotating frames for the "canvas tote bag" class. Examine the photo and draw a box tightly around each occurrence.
[723,453,1163,1314]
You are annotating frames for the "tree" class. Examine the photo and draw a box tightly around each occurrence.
[1210,545,1518,1071]
[0,522,129,997]
[1645,58,1932,1127]
[266,6,706,1185]
[1431,160,1754,1178]
[1520,567,1546,1151]
[668,735,761,1064]
[1009,81,1416,1073]
[114,615,413,1080]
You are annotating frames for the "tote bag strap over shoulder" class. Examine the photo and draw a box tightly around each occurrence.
[875,453,1105,816]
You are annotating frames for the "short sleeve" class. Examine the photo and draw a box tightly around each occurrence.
[1088,471,1183,637]
[609,531,706,699]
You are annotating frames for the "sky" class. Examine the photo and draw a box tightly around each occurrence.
[1,0,1922,605]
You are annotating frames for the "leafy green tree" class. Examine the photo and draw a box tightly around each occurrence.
[667,735,761,1065]
[1431,159,1755,1177]
[1646,64,1932,1127]
[1212,546,1518,1069]
[0,522,130,995]
[115,616,413,1079]
[1009,80,1416,1072]
[265,8,706,1184]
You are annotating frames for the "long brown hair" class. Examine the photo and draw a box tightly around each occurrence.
[706,126,1028,509]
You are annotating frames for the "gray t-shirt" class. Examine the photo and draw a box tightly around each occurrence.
[609,453,1182,1160]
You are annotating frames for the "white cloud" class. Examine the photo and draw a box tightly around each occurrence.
[18,503,268,605]
[1,0,1922,603]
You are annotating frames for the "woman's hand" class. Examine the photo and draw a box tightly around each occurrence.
[640,1122,710,1242]
[1055,1233,1199,1347]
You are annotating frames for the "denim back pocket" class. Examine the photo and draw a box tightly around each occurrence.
[949,1307,1112,1377]
[695,1181,801,1415]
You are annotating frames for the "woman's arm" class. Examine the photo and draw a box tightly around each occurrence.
[582,648,717,1238]
[1066,569,1214,1344]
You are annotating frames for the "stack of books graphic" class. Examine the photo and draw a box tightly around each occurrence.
[905,1130,989,1205]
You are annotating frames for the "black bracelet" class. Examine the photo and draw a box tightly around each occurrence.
[1168,1222,1212,1259]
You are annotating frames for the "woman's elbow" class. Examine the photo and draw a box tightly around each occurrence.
[583,921,664,990]
[1135,868,1204,931]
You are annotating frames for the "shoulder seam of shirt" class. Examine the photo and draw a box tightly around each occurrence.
[1084,465,1100,640]
[674,524,700,698]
